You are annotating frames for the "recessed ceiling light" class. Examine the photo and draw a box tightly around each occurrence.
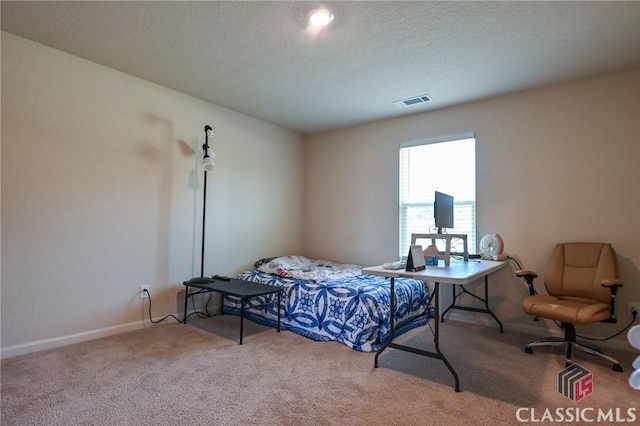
[308,8,334,27]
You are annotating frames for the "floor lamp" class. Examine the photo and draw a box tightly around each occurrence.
[189,125,216,284]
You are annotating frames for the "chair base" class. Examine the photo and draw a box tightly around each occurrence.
[524,336,623,372]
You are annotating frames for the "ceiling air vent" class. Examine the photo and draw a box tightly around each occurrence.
[393,94,434,108]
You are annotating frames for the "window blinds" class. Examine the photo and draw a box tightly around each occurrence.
[399,135,476,257]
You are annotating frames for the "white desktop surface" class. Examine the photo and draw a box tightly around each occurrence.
[362,259,506,285]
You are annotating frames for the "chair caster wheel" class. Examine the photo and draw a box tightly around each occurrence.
[613,364,623,373]
[524,346,533,354]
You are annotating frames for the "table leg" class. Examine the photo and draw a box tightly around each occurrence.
[375,277,396,368]
[433,282,460,392]
[440,278,503,333]
[484,276,503,333]
[183,285,189,324]
[375,279,461,392]
[440,284,458,321]
[240,297,245,345]
[277,291,281,332]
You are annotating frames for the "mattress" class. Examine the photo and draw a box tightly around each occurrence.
[223,256,433,351]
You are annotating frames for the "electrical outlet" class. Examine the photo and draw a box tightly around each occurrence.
[140,285,150,299]
[628,301,639,316]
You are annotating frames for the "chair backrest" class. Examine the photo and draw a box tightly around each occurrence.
[544,242,619,303]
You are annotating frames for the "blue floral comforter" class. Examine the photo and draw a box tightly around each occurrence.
[223,270,433,352]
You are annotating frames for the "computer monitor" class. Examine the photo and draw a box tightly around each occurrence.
[434,191,454,232]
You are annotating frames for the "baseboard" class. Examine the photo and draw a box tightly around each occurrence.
[0,321,143,359]
[0,308,203,359]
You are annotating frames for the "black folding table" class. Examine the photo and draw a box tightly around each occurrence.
[183,278,283,344]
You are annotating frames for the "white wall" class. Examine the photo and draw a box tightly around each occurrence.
[2,30,638,356]
[304,69,640,347]
[1,33,305,356]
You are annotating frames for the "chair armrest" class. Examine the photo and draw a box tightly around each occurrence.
[601,278,623,322]
[516,269,538,296]
[601,278,623,288]
[516,269,537,278]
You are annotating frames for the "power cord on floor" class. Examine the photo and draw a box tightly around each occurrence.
[142,289,183,324]
[142,289,213,325]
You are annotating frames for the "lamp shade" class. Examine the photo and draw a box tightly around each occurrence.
[203,154,215,172]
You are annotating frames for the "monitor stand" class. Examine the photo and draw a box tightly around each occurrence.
[436,229,469,261]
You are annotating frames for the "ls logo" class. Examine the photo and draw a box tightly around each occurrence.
[558,363,593,401]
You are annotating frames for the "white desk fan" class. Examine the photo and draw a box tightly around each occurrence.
[479,233,506,260]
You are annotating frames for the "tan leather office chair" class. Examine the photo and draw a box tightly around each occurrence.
[517,242,624,372]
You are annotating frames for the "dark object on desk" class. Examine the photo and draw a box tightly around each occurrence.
[434,191,454,232]
[406,245,426,272]
[183,278,283,345]
[468,254,482,259]
[519,242,624,372]
[213,275,231,281]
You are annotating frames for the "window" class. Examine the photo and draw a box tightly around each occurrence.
[399,135,476,258]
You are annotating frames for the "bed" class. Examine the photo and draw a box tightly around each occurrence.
[222,255,434,352]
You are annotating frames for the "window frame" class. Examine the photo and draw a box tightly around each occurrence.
[398,134,476,258]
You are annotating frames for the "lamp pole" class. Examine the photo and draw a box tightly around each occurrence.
[200,167,208,278]
[190,125,215,284]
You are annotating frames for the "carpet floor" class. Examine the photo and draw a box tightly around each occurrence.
[2,316,638,425]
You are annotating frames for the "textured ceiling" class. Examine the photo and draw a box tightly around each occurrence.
[2,1,639,135]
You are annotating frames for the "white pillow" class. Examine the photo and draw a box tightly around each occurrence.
[257,255,312,277]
